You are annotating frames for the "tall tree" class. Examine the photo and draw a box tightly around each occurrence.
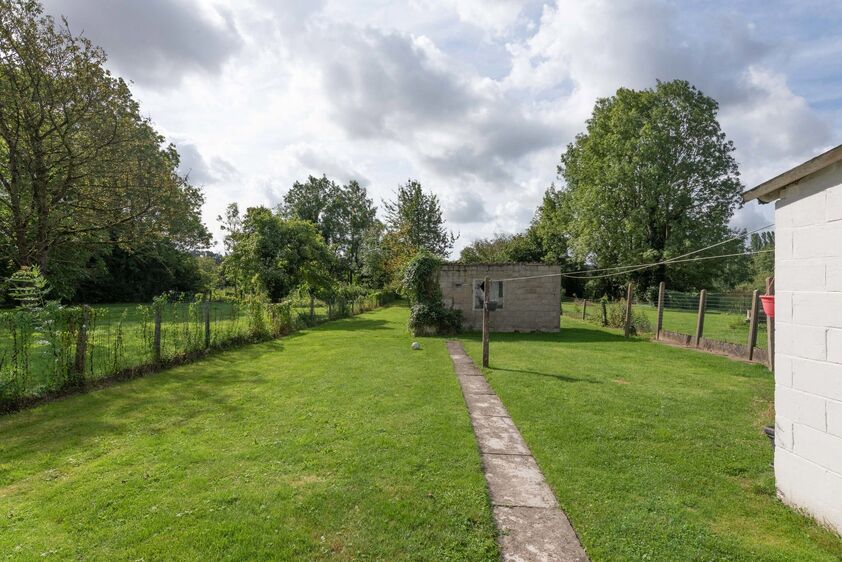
[0,0,208,297]
[281,175,338,242]
[282,176,377,282]
[383,179,456,258]
[558,80,743,292]
[221,206,333,301]
[337,180,378,282]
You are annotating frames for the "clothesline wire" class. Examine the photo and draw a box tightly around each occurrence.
[493,222,775,283]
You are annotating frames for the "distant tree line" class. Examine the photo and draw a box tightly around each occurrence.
[459,80,773,298]
[218,177,455,301]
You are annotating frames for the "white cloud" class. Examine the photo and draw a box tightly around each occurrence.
[43,0,243,87]
[41,0,840,255]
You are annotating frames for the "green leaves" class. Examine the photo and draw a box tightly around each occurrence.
[555,80,743,293]
[384,180,456,259]
[0,0,209,298]
[222,205,335,301]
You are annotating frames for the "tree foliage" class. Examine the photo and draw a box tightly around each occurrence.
[221,205,334,301]
[72,241,209,303]
[282,175,379,283]
[459,232,543,264]
[557,80,743,293]
[401,252,461,335]
[384,180,456,258]
[0,0,208,298]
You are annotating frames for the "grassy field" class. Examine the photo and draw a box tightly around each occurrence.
[563,299,769,348]
[461,318,842,561]
[0,306,498,560]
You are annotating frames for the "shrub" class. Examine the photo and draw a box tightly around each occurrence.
[401,252,461,336]
[408,303,462,336]
[605,300,651,335]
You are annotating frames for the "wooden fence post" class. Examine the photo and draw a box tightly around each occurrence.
[601,301,608,326]
[695,289,707,347]
[623,283,634,338]
[747,290,759,360]
[656,281,665,340]
[582,299,588,321]
[203,299,211,349]
[766,277,775,372]
[153,306,162,364]
[482,276,490,368]
[73,305,90,380]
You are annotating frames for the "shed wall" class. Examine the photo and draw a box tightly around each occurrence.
[439,264,560,332]
[774,160,842,534]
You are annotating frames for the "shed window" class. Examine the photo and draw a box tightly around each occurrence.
[473,279,504,310]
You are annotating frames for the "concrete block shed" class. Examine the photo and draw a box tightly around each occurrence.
[743,143,842,534]
[439,263,561,332]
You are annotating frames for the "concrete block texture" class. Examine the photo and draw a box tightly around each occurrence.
[774,167,842,534]
[775,386,827,432]
[439,264,561,332]
[776,447,842,535]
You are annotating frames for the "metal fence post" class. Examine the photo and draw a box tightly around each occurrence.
[695,289,707,347]
[747,290,759,360]
[656,281,665,340]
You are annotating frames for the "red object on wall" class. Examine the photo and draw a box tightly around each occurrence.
[760,295,775,318]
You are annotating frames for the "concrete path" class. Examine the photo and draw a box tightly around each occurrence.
[446,341,589,562]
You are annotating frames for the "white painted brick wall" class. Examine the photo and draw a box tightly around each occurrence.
[829,329,842,365]
[774,165,842,534]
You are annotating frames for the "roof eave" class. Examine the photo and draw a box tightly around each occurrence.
[741,143,842,204]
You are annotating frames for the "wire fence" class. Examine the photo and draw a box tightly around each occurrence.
[0,291,394,413]
[561,286,772,364]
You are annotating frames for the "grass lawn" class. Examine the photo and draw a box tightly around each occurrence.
[0,306,498,561]
[563,300,769,348]
[461,317,842,561]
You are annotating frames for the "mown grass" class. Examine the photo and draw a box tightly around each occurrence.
[461,317,842,561]
[564,300,769,348]
[0,306,498,561]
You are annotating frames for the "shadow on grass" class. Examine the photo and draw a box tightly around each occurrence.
[493,367,599,384]
[0,340,291,459]
[316,318,391,332]
[461,326,634,345]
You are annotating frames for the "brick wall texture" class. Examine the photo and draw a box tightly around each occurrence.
[774,160,842,534]
[439,263,561,332]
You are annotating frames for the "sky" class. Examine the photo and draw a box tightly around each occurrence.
[42,0,842,255]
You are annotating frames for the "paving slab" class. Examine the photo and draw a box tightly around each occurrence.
[472,415,531,455]
[464,392,509,417]
[482,453,558,508]
[458,373,495,394]
[494,506,589,562]
[445,340,589,562]
[454,362,483,376]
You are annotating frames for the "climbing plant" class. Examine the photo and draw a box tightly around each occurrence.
[402,252,461,336]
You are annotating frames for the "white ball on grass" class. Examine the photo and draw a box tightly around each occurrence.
[411,342,422,350]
